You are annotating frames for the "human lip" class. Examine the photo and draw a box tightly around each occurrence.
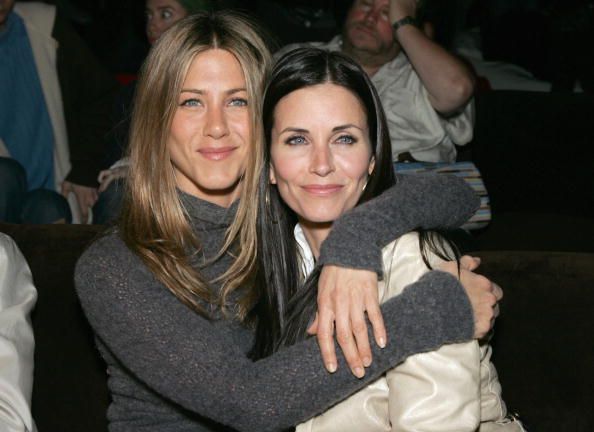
[353,23,375,36]
[197,146,237,161]
[301,184,343,196]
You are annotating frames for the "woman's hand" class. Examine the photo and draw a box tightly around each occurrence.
[439,256,502,339]
[311,265,386,378]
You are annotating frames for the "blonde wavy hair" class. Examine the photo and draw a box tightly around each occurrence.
[119,11,273,319]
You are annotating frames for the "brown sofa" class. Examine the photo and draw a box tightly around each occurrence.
[2,221,594,432]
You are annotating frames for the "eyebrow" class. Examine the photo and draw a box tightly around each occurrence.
[332,124,365,133]
[145,6,174,12]
[278,124,364,134]
[278,127,308,134]
[180,88,247,95]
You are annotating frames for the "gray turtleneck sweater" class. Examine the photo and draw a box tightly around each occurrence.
[75,174,478,432]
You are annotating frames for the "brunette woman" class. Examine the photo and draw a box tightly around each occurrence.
[254,47,523,431]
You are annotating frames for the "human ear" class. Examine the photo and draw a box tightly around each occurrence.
[368,156,376,176]
[269,164,277,184]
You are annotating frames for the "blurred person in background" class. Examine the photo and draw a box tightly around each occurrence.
[0,0,117,224]
[278,0,476,164]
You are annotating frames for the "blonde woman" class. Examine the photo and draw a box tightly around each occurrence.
[76,12,499,431]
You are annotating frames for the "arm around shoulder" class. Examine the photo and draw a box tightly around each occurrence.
[75,233,474,431]
[318,173,479,275]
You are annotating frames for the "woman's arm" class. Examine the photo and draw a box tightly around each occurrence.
[75,234,474,432]
[313,173,479,373]
[318,173,479,275]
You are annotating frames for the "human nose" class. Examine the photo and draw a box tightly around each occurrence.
[363,6,379,24]
[309,144,334,176]
[204,103,229,139]
[147,18,159,37]
[364,10,373,23]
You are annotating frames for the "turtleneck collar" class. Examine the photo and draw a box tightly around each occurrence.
[178,190,240,230]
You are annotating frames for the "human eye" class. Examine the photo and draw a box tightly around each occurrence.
[335,134,358,145]
[285,135,308,146]
[359,0,373,10]
[229,97,248,107]
[180,98,202,107]
[162,9,173,20]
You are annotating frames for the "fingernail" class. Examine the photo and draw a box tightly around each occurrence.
[378,336,386,348]
[326,363,337,373]
[353,367,365,378]
[363,357,371,367]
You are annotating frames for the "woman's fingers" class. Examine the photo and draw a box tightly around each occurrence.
[459,270,499,339]
[459,255,480,271]
[365,289,387,349]
[334,293,365,378]
[349,290,372,368]
[317,266,382,377]
[315,302,338,373]
[306,313,318,335]
[439,257,501,339]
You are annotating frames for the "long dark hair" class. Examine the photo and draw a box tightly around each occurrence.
[250,48,457,359]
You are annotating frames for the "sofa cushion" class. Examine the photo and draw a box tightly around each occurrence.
[476,250,594,432]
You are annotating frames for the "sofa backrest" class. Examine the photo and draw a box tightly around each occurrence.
[467,90,594,253]
[471,90,594,218]
[0,222,109,432]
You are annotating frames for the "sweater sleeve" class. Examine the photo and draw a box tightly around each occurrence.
[318,173,479,276]
[75,235,474,432]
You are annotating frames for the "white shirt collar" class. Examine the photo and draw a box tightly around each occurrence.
[294,224,316,278]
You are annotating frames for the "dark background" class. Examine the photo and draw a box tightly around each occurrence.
[26,0,594,90]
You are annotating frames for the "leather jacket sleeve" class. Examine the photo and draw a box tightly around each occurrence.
[381,233,481,431]
[382,235,524,432]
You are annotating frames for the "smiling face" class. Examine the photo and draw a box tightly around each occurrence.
[168,48,250,207]
[269,83,375,227]
[343,0,396,58]
[145,0,188,45]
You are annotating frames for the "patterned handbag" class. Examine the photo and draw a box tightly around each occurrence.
[395,161,491,231]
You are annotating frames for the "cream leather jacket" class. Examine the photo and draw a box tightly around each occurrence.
[295,229,524,432]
